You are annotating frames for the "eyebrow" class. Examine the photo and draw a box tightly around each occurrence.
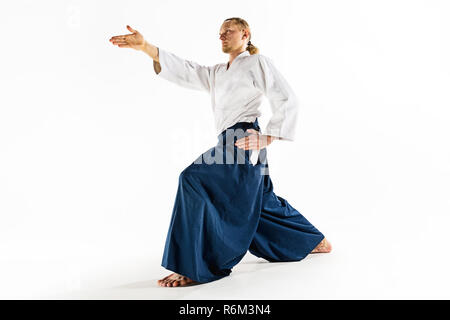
[219,28,233,34]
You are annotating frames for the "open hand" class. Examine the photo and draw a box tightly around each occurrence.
[235,129,276,150]
[109,25,145,51]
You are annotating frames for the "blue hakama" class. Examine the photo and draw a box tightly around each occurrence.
[161,118,325,283]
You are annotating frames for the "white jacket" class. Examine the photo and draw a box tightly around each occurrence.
[154,48,299,141]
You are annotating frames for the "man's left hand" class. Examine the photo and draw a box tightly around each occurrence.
[235,129,277,150]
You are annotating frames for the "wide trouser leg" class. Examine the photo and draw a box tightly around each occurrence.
[248,173,325,262]
[160,118,325,283]
[161,121,265,283]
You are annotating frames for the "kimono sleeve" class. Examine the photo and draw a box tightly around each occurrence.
[251,54,299,141]
[153,47,212,93]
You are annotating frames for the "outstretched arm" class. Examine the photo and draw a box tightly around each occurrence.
[110,25,211,92]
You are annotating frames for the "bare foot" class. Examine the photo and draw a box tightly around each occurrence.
[311,238,332,253]
[157,272,198,287]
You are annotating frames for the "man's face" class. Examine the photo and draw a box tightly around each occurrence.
[219,22,247,53]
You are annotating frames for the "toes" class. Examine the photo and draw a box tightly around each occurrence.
[158,273,176,286]
[157,279,165,286]
[167,279,175,287]
[327,240,332,252]
[158,273,197,287]
[311,240,326,253]
[311,238,332,253]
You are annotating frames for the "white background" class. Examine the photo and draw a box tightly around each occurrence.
[0,0,449,299]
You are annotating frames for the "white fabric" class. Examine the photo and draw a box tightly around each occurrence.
[154,48,299,141]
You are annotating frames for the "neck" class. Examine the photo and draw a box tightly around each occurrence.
[228,48,247,66]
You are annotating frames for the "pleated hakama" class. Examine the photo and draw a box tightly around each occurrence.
[161,118,325,283]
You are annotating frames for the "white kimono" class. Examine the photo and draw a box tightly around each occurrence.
[153,48,299,141]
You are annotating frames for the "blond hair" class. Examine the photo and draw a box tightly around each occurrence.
[223,17,259,55]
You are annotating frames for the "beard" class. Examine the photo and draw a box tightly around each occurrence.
[222,43,231,53]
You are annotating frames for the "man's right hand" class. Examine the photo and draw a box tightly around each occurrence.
[109,25,145,51]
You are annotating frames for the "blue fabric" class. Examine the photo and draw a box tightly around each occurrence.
[161,118,325,283]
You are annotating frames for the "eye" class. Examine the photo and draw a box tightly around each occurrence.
[219,29,233,37]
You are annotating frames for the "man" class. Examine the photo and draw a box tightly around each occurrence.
[110,19,331,288]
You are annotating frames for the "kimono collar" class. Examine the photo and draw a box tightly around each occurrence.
[225,50,250,70]
[228,50,250,64]
[235,50,250,60]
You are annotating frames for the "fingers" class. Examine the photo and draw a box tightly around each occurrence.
[109,36,127,45]
[109,25,137,41]
[235,136,261,150]
[109,26,137,43]
[110,41,131,48]
[235,134,273,150]
[246,128,259,135]
[109,35,131,47]
[127,25,137,33]
[109,35,129,42]
[110,40,128,45]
